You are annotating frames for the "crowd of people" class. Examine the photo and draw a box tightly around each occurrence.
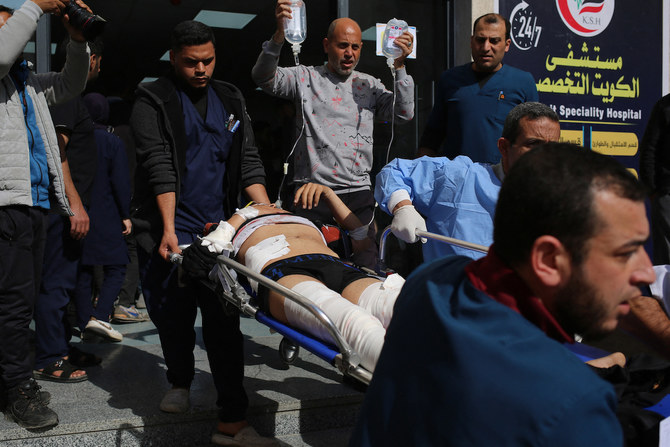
[1,0,670,446]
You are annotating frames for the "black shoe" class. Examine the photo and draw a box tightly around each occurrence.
[6,379,58,429]
[4,381,50,405]
[37,390,51,406]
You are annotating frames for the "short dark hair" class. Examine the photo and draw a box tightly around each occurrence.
[473,13,510,41]
[502,102,559,144]
[494,143,647,267]
[170,20,215,52]
[0,5,13,14]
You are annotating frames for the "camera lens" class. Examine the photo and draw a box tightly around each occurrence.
[63,4,106,41]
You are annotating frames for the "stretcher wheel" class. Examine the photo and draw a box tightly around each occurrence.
[279,337,299,364]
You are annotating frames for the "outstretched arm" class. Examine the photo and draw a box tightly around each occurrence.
[251,0,297,97]
[294,183,363,231]
[294,183,371,253]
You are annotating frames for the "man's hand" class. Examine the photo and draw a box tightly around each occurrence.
[294,182,334,210]
[31,0,67,15]
[159,231,180,261]
[181,240,218,281]
[69,201,89,240]
[392,31,414,69]
[61,0,93,43]
[121,219,132,236]
[391,204,426,243]
[273,0,293,43]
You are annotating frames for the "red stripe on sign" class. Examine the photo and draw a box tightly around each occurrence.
[557,0,595,33]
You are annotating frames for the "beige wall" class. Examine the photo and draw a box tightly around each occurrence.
[454,0,496,65]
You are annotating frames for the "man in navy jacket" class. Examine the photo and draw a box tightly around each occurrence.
[351,143,655,446]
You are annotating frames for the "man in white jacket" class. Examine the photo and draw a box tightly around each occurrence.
[0,0,90,430]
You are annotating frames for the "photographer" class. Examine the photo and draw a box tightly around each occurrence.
[0,0,91,430]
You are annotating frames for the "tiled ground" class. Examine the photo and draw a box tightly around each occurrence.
[0,314,364,446]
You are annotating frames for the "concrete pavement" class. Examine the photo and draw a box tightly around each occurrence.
[0,313,364,446]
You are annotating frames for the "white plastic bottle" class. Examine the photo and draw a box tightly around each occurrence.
[284,0,306,64]
[382,18,408,68]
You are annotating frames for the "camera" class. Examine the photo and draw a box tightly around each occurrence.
[63,3,106,41]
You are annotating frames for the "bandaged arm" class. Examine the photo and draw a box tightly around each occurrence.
[201,206,263,254]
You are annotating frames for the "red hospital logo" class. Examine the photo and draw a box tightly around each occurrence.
[555,0,614,37]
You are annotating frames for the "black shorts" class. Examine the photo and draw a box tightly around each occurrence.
[258,253,373,312]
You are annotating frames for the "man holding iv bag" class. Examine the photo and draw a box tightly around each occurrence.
[252,0,415,268]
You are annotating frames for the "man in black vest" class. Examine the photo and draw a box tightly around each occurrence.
[131,21,276,446]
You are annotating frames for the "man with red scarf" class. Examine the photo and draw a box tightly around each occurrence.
[350,143,655,446]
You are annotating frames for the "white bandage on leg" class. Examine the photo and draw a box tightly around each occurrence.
[357,273,405,329]
[286,281,386,372]
[244,235,290,292]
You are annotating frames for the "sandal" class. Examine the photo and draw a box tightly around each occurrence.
[34,358,88,383]
[69,346,102,367]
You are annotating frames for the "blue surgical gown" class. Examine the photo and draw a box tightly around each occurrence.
[375,156,500,261]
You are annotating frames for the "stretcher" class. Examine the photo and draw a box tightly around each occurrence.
[173,247,374,386]
[171,225,478,387]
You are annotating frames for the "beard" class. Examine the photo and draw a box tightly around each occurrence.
[551,268,613,340]
[331,58,358,77]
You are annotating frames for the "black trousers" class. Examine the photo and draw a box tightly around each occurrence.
[0,206,47,389]
[117,231,140,307]
[138,243,248,422]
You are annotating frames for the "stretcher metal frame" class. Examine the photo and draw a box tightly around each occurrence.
[212,254,373,385]
[174,227,485,387]
[173,250,373,385]
[377,225,488,272]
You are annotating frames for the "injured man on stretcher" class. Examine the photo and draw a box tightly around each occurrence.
[179,183,404,373]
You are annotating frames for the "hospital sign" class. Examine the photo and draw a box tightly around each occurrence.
[496,0,668,173]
